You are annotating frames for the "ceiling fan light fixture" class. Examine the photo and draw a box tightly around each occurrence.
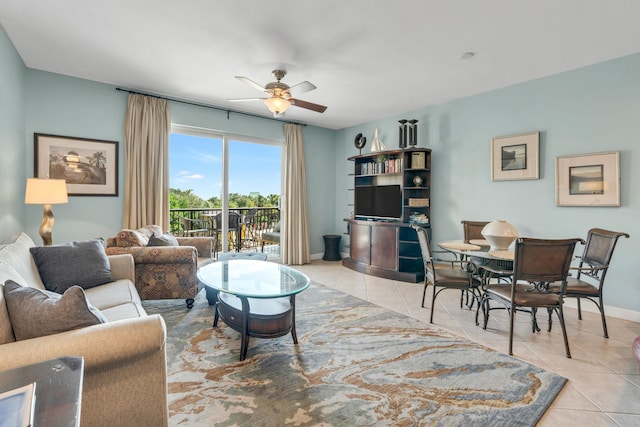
[264,97,291,115]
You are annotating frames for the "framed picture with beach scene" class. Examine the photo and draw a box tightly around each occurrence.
[556,151,620,206]
[34,133,118,196]
[490,131,540,181]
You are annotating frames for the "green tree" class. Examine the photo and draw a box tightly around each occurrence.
[169,188,209,209]
[170,188,279,208]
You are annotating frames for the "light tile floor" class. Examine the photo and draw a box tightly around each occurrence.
[294,260,640,427]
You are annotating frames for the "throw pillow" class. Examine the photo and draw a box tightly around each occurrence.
[113,229,148,247]
[29,238,113,293]
[148,233,179,247]
[3,280,107,341]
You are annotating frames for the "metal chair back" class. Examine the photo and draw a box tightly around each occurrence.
[461,220,489,243]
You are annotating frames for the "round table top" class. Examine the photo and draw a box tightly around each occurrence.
[197,259,310,299]
[438,240,514,261]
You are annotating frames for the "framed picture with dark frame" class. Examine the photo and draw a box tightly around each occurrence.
[555,151,620,207]
[34,133,118,196]
[490,131,540,181]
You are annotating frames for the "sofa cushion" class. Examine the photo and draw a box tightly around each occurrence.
[30,238,113,293]
[0,263,25,344]
[3,280,107,341]
[0,283,14,344]
[100,302,147,322]
[84,279,143,311]
[0,232,45,290]
[148,233,179,247]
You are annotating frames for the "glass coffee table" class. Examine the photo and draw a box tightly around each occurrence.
[197,259,311,360]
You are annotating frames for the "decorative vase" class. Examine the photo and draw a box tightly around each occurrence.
[370,128,387,153]
[481,220,518,250]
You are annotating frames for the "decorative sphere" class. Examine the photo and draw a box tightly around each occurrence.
[481,220,518,250]
[413,176,423,186]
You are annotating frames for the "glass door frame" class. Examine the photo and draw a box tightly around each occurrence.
[171,124,284,260]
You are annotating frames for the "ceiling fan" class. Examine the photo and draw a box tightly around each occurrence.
[228,70,327,117]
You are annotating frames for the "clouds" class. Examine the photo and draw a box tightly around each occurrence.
[177,171,204,180]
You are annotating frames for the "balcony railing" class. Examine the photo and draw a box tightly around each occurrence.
[169,207,280,252]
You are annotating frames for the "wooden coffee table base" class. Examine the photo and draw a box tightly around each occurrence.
[214,293,298,361]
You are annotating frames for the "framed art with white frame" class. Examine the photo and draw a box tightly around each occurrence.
[35,133,118,196]
[555,151,620,207]
[490,131,540,181]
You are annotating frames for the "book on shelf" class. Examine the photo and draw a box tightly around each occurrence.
[409,213,429,224]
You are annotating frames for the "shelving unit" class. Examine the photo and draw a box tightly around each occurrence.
[342,147,431,283]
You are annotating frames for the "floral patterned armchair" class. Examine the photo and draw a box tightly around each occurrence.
[105,225,214,308]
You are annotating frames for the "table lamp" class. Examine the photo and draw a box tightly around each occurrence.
[25,178,69,246]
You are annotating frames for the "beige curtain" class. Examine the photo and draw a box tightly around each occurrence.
[282,124,310,265]
[123,94,170,230]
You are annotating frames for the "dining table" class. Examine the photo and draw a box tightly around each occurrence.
[438,240,515,324]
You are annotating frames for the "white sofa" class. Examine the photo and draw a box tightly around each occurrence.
[0,232,169,426]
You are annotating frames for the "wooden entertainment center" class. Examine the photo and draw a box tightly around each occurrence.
[342,147,431,282]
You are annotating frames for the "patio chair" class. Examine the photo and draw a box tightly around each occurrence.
[178,215,210,237]
[212,212,243,252]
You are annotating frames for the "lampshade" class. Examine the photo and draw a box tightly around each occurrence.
[264,97,291,115]
[25,178,69,205]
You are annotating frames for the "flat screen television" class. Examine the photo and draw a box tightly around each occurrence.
[354,185,402,220]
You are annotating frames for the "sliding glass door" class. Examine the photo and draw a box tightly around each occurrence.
[170,125,282,258]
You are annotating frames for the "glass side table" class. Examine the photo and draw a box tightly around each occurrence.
[0,356,84,426]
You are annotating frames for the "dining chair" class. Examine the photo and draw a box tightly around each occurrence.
[560,228,629,338]
[461,220,489,243]
[412,224,480,323]
[458,220,492,307]
[480,237,582,358]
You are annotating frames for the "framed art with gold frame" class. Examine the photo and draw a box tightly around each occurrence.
[490,131,540,181]
[555,151,620,207]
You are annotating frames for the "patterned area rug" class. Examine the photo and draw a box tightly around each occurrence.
[143,283,566,426]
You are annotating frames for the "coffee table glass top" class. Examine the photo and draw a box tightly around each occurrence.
[197,260,311,298]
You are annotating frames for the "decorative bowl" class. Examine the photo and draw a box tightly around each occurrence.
[481,220,518,250]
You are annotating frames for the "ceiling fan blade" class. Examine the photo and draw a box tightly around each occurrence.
[288,81,316,96]
[227,97,266,102]
[235,76,266,92]
[290,98,327,113]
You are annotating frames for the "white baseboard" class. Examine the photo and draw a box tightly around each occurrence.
[563,298,640,323]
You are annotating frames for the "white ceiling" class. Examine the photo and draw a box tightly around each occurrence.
[2,0,640,130]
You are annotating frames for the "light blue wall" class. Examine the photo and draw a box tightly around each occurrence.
[0,24,26,237]
[23,70,128,242]
[335,53,640,316]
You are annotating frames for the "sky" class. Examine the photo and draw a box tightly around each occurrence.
[169,133,281,200]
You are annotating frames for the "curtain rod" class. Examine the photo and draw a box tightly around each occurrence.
[115,87,305,126]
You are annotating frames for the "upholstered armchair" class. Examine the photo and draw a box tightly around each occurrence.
[105,225,214,308]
